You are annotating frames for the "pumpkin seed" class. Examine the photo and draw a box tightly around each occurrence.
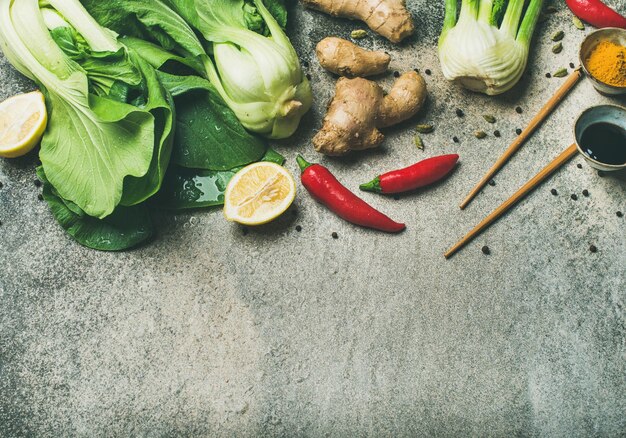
[551,30,564,41]
[572,16,585,30]
[416,124,434,134]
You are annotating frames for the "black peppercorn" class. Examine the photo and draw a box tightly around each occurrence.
[551,188,558,196]
[488,180,496,186]
[295,225,302,232]
[546,73,552,78]
[332,232,338,239]
[494,130,501,137]
[34,179,42,187]
[577,163,583,169]
[589,245,597,253]
[393,71,400,78]
[455,108,464,117]
[571,194,578,201]
[617,211,623,218]
[582,189,589,197]
[569,62,575,69]
[515,106,523,114]
[516,128,522,135]
[414,68,420,73]
[453,136,459,143]
[425,69,432,75]
[481,246,491,255]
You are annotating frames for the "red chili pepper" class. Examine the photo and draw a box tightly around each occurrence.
[296,156,405,233]
[566,0,626,28]
[360,154,459,194]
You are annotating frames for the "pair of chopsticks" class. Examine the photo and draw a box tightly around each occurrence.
[445,67,584,259]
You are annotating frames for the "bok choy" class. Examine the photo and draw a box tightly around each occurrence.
[439,0,545,95]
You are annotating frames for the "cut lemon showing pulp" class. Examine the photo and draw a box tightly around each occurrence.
[224,162,296,225]
[0,91,47,158]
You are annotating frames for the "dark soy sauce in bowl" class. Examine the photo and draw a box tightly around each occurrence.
[580,122,626,165]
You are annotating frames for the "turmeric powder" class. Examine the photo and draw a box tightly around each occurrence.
[586,40,626,88]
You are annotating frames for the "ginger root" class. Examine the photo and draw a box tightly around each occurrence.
[302,0,414,43]
[316,37,391,77]
[313,71,427,156]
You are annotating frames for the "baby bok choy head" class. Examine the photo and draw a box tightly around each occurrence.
[438,0,544,95]
[168,0,312,139]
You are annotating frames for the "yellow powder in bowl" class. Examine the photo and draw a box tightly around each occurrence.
[586,40,626,88]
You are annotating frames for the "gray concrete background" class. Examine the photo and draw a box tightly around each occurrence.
[1,1,625,436]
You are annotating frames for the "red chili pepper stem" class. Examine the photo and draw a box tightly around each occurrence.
[296,155,313,173]
[359,177,382,193]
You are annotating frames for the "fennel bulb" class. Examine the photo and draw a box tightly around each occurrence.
[439,0,544,95]
[168,0,312,139]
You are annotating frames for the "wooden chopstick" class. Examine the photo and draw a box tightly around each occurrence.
[459,67,583,210]
[445,143,579,259]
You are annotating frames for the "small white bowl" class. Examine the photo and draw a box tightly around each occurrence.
[574,104,626,172]
[579,28,626,96]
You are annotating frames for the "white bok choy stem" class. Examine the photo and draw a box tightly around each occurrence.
[439,0,544,95]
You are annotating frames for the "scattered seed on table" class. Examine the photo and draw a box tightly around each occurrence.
[332,232,339,239]
[456,108,464,117]
[34,179,42,187]
[489,180,496,186]
[551,188,558,196]
[414,68,420,74]
[552,42,563,54]
[425,69,432,75]
[483,115,496,123]
[474,130,487,139]
[573,16,585,30]
[552,30,565,41]
[494,130,501,137]
[546,72,552,78]
[582,189,590,197]
[393,71,400,78]
[295,225,302,232]
[577,163,583,169]
[617,211,623,218]
[416,124,434,134]
[516,128,522,135]
[37,194,43,201]
[482,246,491,255]
[350,29,368,39]
[589,244,597,253]
[571,194,578,201]
[414,135,424,150]
[453,136,460,143]
[554,68,568,77]
[515,106,523,114]
[569,62,576,69]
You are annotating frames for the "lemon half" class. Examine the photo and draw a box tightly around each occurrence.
[224,162,296,225]
[0,91,47,158]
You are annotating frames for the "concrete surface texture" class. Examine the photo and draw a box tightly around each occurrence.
[1,1,625,436]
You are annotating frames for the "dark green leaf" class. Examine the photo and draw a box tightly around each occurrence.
[172,88,266,171]
[154,149,285,210]
[38,168,154,251]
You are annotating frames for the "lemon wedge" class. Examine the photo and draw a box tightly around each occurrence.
[0,91,47,159]
[224,162,296,225]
